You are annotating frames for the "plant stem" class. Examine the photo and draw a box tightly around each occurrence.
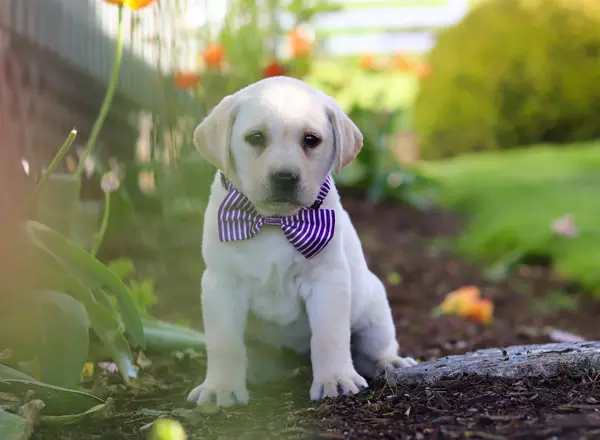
[26,129,78,210]
[75,5,125,178]
[91,192,111,257]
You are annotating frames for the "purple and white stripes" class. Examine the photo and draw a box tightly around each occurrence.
[217,174,335,259]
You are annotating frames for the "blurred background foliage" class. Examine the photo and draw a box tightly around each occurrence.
[415,0,600,159]
[101,0,600,300]
[3,0,600,331]
[92,0,443,255]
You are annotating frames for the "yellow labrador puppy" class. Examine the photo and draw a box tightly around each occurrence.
[187,76,416,408]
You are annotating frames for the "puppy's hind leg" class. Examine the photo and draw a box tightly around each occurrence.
[352,273,417,380]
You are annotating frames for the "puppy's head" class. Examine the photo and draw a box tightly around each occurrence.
[193,76,363,215]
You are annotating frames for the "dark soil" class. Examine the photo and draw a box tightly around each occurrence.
[33,192,600,439]
[318,372,600,439]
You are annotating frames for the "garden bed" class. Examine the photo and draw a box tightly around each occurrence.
[34,191,600,439]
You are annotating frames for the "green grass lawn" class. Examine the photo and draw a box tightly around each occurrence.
[420,141,600,294]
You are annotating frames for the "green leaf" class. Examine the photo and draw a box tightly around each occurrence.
[0,379,104,416]
[41,402,108,425]
[24,221,145,348]
[483,248,527,283]
[38,273,137,383]
[0,291,89,388]
[88,290,137,381]
[130,279,158,316]
[0,410,27,440]
[142,318,205,352]
[24,246,103,319]
[30,166,80,238]
[0,365,38,382]
[34,291,90,388]
[93,326,137,381]
[107,258,136,281]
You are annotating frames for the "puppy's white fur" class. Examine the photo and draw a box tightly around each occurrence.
[187,76,416,407]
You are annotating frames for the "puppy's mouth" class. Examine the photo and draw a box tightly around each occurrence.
[258,197,303,215]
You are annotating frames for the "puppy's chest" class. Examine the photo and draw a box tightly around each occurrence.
[249,262,307,325]
[239,235,308,326]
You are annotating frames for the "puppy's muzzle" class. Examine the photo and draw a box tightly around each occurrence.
[269,170,299,199]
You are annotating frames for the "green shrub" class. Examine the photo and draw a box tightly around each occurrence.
[414,0,600,159]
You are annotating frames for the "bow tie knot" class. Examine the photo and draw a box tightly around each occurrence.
[217,174,335,259]
[263,217,283,225]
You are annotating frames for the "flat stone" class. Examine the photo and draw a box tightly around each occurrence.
[387,341,600,387]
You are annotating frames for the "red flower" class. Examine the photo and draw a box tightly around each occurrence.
[263,61,286,78]
[174,72,201,89]
[202,43,224,69]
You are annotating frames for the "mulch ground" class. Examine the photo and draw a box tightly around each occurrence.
[34,191,600,440]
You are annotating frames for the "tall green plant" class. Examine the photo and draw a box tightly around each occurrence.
[75,4,125,177]
[0,0,204,393]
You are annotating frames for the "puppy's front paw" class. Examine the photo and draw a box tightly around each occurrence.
[375,355,418,376]
[310,370,368,400]
[187,379,249,408]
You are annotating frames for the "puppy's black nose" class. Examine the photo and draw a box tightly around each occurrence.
[270,170,299,192]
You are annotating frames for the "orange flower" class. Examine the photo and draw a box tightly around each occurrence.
[437,285,480,317]
[359,54,376,71]
[435,285,494,324]
[467,298,494,325]
[174,72,201,89]
[414,63,432,80]
[289,29,312,59]
[202,43,224,69]
[263,61,286,78]
[103,0,157,10]
[393,54,413,72]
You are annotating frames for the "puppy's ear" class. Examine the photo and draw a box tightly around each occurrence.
[327,98,363,174]
[193,95,238,173]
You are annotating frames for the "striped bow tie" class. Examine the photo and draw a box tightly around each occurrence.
[217,173,335,259]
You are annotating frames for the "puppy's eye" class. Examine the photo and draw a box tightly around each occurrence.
[303,134,321,149]
[245,132,266,147]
